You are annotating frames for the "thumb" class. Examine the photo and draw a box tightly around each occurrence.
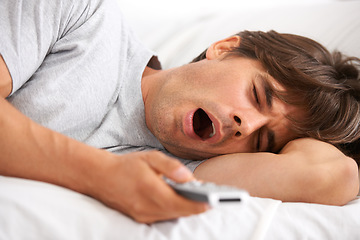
[170,165,194,182]
[143,151,194,182]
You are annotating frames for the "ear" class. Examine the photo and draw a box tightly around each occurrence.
[206,35,241,60]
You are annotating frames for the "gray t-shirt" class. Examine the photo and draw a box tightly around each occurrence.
[0,0,203,171]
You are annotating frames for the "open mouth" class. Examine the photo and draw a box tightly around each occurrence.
[193,108,215,140]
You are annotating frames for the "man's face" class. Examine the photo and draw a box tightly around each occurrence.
[143,39,303,160]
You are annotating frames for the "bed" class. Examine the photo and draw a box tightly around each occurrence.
[1,0,360,239]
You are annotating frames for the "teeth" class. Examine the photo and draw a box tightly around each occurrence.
[209,123,216,138]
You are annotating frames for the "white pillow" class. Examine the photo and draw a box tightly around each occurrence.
[119,0,360,69]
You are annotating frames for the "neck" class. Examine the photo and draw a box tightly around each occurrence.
[141,56,162,102]
[141,66,160,103]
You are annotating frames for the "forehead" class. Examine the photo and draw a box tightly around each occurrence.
[274,103,307,152]
[256,69,306,151]
[270,99,304,152]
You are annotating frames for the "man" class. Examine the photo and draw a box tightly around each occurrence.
[0,0,358,224]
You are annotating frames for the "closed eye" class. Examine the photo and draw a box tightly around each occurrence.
[253,85,259,104]
[253,84,261,151]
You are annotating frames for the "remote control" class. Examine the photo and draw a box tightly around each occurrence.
[165,178,249,206]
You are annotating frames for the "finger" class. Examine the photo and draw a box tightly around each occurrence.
[155,181,210,219]
[134,165,208,211]
[153,175,210,213]
[133,185,209,223]
[143,151,194,182]
[122,168,208,223]
[135,190,208,223]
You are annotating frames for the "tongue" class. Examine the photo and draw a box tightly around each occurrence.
[193,108,213,139]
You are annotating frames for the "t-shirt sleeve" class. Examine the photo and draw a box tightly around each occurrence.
[0,0,97,96]
[159,150,207,173]
[182,159,206,173]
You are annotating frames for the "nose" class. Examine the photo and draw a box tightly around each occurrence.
[232,111,269,137]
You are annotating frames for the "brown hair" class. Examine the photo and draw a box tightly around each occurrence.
[192,30,360,166]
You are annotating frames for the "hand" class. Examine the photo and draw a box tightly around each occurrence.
[88,151,209,223]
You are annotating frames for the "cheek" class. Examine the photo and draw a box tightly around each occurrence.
[212,87,246,106]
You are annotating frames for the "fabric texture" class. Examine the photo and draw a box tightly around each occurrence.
[1,175,360,240]
[1,0,360,239]
[0,0,201,169]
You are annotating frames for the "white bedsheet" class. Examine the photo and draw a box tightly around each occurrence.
[1,176,359,240]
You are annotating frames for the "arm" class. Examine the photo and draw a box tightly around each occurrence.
[194,138,359,205]
[0,57,207,223]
